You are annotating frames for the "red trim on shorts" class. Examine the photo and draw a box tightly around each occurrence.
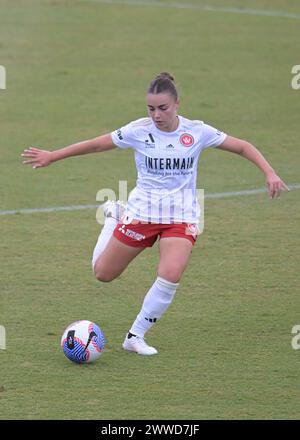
[113,222,198,248]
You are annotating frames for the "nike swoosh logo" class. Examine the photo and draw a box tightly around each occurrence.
[84,331,97,351]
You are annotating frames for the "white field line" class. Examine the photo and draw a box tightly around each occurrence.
[86,0,300,20]
[1,184,299,216]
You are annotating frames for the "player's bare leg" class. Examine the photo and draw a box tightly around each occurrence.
[158,236,193,283]
[92,200,145,282]
[93,236,144,282]
[123,237,193,355]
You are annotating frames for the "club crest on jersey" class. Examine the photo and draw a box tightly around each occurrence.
[180,133,194,147]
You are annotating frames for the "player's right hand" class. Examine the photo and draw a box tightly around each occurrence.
[21,147,53,168]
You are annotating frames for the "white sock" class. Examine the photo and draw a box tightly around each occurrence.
[92,217,117,268]
[129,276,179,338]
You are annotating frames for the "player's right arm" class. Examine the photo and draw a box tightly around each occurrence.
[21,133,116,168]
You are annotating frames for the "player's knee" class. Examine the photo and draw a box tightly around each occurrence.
[93,266,115,283]
[158,267,182,284]
[95,272,115,283]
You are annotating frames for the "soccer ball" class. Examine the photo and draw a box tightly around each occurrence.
[61,320,105,363]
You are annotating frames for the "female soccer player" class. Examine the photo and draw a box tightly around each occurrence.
[22,72,289,355]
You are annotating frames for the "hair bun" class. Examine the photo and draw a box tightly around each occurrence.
[155,72,175,82]
[148,72,178,99]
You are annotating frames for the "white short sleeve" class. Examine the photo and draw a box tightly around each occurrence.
[201,123,227,149]
[111,122,135,149]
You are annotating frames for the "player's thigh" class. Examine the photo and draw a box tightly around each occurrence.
[94,236,145,282]
[158,237,193,283]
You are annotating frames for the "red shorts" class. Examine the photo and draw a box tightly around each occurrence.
[113,221,199,248]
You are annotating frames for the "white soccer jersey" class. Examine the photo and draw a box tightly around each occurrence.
[111,115,227,224]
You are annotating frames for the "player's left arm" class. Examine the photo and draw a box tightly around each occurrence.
[218,135,290,199]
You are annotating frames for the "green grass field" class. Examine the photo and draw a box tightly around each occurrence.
[1,0,300,420]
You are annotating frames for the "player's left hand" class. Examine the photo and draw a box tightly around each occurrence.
[266,173,290,199]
